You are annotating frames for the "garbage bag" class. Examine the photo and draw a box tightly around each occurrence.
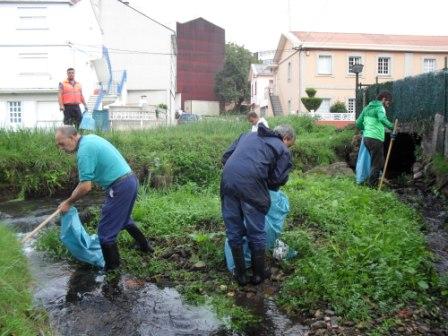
[355,137,371,184]
[272,239,298,261]
[79,111,96,131]
[60,207,105,268]
[224,190,292,272]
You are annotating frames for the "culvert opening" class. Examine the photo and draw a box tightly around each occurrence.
[383,132,421,179]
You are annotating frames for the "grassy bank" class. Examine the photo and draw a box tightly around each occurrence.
[0,116,352,198]
[25,117,445,333]
[0,225,52,335]
[37,174,446,332]
[280,176,440,320]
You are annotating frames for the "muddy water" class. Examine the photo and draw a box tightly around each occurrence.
[0,197,307,336]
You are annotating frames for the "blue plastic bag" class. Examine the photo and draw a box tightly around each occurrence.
[60,207,105,268]
[224,190,290,272]
[79,111,96,131]
[356,137,371,184]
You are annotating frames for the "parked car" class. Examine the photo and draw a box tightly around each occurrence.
[177,113,201,124]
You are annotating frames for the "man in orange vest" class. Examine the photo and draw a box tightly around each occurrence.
[58,68,88,128]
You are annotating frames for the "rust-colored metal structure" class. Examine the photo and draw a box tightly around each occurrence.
[176,18,225,109]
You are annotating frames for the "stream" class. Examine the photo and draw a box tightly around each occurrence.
[0,197,307,336]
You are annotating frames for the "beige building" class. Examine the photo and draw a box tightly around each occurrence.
[271,32,448,122]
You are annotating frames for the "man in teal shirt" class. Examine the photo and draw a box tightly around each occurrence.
[355,91,394,187]
[56,126,152,271]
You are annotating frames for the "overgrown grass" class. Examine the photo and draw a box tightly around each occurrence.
[0,116,353,198]
[37,183,255,330]
[28,117,445,332]
[36,175,442,330]
[280,175,436,322]
[0,225,52,335]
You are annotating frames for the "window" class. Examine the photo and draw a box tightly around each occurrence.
[8,101,23,125]
[423,58,436,73]
[378,57,391,75]
[18,52,49,76]
[287,62,291,82]
[254,82,257,95]
[318,98,331,113]
[17,6,48,30]
[348,98,356,114]
[318,55,332,75]
[288,99,291,113]
[348,56,362,73]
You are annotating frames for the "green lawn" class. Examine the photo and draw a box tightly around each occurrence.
[0,225,52,335]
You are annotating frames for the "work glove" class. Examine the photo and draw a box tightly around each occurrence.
[390,133,397,140]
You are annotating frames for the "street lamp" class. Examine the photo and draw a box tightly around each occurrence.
[351,63,364,117]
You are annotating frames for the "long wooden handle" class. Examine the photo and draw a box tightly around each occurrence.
[378,119,399,191]
[21,209,61,243]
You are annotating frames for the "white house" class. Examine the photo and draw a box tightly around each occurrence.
[92,0,177,123]
[0,0,104,129]
[248,63,274,117]
[0,0,177,129]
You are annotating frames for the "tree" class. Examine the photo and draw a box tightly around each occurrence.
[215,43,258,112]
[301,88,323,112]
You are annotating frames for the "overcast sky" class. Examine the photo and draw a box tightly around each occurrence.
[130,0,448,53]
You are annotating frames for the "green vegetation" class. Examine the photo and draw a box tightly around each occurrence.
[0,225,52,335]
[36,174,444,331]
[214,43,258,111]
[280,175,435,321]
[6,116,443,333]
[433,153,448,176]
[0,129,74,198]
[0,116,353,198]
[301,87,323,112]
[364,70,447,123]
[330,101,348,113]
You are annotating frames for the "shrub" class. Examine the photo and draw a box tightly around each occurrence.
[305,88,317,97]
[0,117,353,198]
[330,101,348,113]
[301,88,322,112]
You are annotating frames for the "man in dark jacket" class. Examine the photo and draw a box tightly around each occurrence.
[221,124,295,285]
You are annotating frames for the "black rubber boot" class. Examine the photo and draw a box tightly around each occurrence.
[125,224,154,254]
[230,245,249,286]
[250,248,270,285]
[100,242,120,272]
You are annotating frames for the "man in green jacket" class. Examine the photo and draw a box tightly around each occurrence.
[355,91,394,187]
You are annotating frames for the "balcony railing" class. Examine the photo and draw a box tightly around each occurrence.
[93,46,127,110]
[297,111,355,121]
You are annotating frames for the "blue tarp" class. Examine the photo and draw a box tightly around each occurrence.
[356,137,371,184]
[224,190,290,272]
[60,207,105,268]
[79,112,96,131]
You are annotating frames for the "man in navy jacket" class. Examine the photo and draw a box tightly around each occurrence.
[221,124,295,285]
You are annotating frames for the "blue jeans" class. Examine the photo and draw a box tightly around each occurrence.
[222,194,266,251]
[98,174,138,244]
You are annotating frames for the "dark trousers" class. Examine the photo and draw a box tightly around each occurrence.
[98,174,138,245]
[364,137,385,187]
[63,104,82,129]
[222,193,266,250]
